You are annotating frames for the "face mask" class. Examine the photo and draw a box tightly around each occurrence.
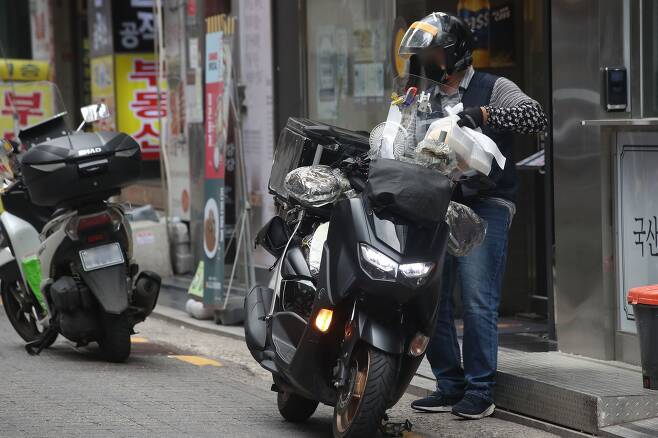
[422,60,445,83]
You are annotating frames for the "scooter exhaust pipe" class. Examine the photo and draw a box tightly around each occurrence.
[132,271,161,316]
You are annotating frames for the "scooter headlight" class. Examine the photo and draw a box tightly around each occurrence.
[359,244,398,281]
[359,244,435,286]
[399,262,435,279]
[399,262,435,286]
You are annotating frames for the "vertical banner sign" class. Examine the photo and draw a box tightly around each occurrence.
[29,0,55,73]
[203,15,235,306]
[88,0,113,57]
[224,140,237,264]
[115,53,167,161]
[164,3,191,220]
[238,0,276,267]
[90,55,117,131]
[88,0,115,132]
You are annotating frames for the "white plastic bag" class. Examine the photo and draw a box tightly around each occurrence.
[307,222,329,277]
[423,103,506,176]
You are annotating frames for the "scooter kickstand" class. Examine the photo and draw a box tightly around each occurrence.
[379,415,413,438]
[24,329,58,356]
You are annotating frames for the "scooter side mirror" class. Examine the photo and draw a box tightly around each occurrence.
[80,103,110,124]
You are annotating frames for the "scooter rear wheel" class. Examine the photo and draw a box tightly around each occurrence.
[277,390,319,423]
[333,345,396,438]
[1,277,53,345]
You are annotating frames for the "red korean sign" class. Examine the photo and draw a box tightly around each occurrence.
[0,83,56,142]
[115,53,166,160]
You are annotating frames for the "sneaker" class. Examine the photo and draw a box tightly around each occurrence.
[451,394,496,419]
[411,391,462,413]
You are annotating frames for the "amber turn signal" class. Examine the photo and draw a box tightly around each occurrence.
[314,308,333,333]
[408,332,430,357]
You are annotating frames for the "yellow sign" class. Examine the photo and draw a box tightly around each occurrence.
[91,55,116,131]
[394,28,407,76]
[0,59,50,82]
[392,18,409,77]
[0,83,54,141]
[115,53,167,160]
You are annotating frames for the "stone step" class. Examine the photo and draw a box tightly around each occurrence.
[417,350,658,435]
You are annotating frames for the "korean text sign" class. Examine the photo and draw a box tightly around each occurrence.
[115,53,167,160]
[0,83,55,141]
[617,145,658,333]
[112,0,156,53]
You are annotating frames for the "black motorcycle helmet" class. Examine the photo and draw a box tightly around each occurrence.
[399,12,474,80]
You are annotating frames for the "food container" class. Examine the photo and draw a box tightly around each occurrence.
[628,284,658,390]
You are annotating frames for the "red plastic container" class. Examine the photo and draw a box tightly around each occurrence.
[628,284,658,390]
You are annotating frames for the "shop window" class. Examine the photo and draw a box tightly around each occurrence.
[306,0,396,131]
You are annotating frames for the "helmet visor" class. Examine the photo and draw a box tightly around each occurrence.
[399,21,438,56]
[399,20,459,57]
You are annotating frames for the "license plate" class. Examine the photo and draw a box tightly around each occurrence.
[79,243,124,272]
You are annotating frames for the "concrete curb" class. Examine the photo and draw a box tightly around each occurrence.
[151,305,245,342]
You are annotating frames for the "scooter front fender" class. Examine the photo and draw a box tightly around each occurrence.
[355,310,405,355]
[78,264,129,314]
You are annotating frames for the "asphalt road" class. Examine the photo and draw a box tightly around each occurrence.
[0,310,558,438]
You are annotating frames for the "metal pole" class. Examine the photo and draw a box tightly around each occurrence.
[231,77,256,290]
[223,45,256,305]
[154,0,170,219]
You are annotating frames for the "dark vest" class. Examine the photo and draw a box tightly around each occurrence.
[459,71,517,203]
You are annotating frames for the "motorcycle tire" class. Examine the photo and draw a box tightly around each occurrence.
[277,391,319,423]
[333,345,396,438]
[98,314,131,363]
[1,274,55,346]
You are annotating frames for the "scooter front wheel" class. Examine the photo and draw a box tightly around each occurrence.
[277,390,319,423]
[333,344,397,438]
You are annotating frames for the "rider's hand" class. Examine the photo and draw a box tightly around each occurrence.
[457,107,486,129]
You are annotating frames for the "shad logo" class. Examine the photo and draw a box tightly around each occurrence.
[78,147,102,157]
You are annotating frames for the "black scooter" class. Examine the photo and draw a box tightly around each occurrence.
[245,116,455,437]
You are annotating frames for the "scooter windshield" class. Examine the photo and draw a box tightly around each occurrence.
[369,74,455,162]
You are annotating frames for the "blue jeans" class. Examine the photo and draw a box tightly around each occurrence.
[426,198,512,403]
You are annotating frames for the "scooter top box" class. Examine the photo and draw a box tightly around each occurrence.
[20,131,141,208]
[268,117,369,201]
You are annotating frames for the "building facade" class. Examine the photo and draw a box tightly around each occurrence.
[272,0,658,366]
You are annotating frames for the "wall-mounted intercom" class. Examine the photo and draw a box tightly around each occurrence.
[604,67,627,112]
